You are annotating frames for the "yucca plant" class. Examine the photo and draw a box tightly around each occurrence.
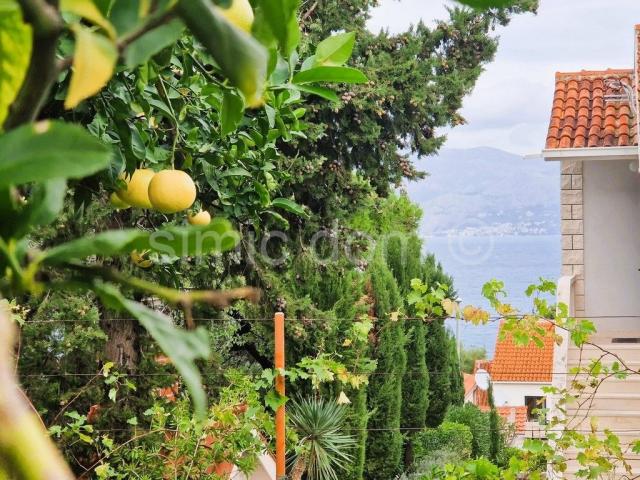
[288,397,356,480]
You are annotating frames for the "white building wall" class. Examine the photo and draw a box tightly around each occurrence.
[583,159,640,323]
[492,382,549,407]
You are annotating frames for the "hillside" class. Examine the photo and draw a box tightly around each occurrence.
[405,147,560,236]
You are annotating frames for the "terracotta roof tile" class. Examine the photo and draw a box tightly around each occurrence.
[463,373,475,397]
[496,406,528,433]
[490,321,554,382]
[545,69,637,149]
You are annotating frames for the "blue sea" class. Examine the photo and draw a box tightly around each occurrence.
[424,235,560,357]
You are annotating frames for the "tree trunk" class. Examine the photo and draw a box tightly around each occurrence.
[100,307,140,371]
[290,457,306,480]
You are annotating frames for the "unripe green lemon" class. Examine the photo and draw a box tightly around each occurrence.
[217,0,254,33]
[117,169,155,209]
[188,210,211,226]
[109,192,130,210]
[148,170,197,214]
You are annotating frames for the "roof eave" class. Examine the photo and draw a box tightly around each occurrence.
[542,146,639,161]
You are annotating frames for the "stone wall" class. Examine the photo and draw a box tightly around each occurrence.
[560,160,585,317]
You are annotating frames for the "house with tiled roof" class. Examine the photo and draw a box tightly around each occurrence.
[541,24,640,477]
[464,324,551,445]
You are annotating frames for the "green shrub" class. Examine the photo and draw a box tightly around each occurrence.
[496,446,547,472]
[402,449,465,479]
[413,421,473,462]
[445,404,491,458]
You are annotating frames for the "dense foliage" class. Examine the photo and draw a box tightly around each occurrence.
[0,0,543,478]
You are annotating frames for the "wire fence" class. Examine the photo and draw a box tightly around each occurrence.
[19,314,640,324]
[18,369,640,378]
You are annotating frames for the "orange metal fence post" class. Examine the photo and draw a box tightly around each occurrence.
[274,312,286,479]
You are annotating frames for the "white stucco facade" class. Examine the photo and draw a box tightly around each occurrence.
[492,382,549,408]
[583,159,640,323]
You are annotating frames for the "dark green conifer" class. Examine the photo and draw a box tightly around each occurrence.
[365,257,406,480]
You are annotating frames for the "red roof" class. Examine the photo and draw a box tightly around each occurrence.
[490,321,554,382]
[545,25,640,149]
[496,406,528,433]
[545,69,636,149]
[463,373,475,397]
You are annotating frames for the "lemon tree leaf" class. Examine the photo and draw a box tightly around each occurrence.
[271,197,308,218]
[124,18,185,68]
[176,0,267,103]
[107,0,145,35]
[0,1,32,127]
[2,179,67,240]
[41,218,240,265]
[93,282,210,418]
[220,167,252,177]
[65,24,117,109]
[0,121,111,187]
[254,0,300,55]
[220,89,245,136]
[292,66,367,85]
[293,84,339,102]
[60,0,117,39]
[315,32,355,66]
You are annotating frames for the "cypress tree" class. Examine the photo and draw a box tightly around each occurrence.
[448,332,465,406]
[365,257,406,480]
[488,382,502,462]
[331,271,371,480]
[421,256,455,427]
[424,318,452,427]
[385,234,431,468]
[401,319,429,468]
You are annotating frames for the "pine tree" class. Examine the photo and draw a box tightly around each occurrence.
[365,257,406,480]
[294,1,538,216]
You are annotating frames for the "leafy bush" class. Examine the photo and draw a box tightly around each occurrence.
[413,421,473,462]
[445,404,491,458]
[496,446,547,472]
[406,457,501,480]
[401,449,466,480]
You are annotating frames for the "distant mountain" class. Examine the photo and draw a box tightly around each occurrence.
[404,147,560,236]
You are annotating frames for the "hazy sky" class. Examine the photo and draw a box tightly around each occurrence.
[368,0,640,155]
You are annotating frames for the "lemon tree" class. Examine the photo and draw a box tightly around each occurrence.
[0,0,368,477]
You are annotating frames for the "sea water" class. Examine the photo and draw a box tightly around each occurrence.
[424,235,560,357]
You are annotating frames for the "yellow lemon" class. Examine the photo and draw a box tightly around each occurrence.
[148,170,197,214]
[130,249,153,269]
[117,169,155,209]
[109,192,130,210]
[217,0,254,33]
[188,210,211,226]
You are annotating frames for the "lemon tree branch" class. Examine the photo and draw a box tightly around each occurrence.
[4,0,63,130]
[0,305,74,479]
[63,263,260,313]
